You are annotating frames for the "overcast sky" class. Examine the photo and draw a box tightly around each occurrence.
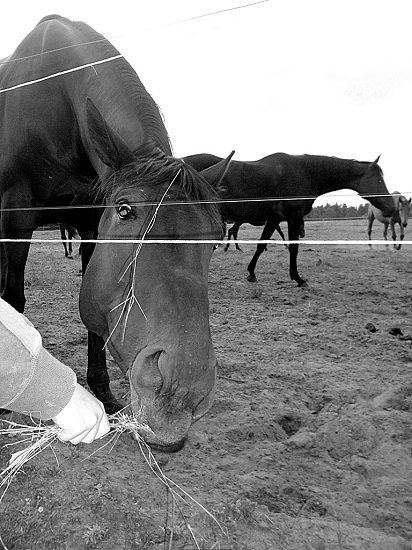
[1,1,411,207]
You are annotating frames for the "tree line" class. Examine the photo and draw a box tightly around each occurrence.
[306,202,369,219]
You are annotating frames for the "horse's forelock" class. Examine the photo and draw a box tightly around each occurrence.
[95,144,221,229]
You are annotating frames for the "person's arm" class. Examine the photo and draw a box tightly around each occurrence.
[0,298,110,443]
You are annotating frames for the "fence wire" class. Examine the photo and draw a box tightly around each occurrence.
[0,4,410,247]
[1,238,411,246]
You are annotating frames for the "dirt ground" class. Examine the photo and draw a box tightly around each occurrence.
[1,219,411,550]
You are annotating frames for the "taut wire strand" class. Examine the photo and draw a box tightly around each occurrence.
[0,55,123,94]
[1,238,412,246]
[0,1,268,70]
[162,0,269,27]
[0,191,410,213]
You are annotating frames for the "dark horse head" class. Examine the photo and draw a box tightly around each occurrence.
[0,15,232,451]
[80,101,232,450]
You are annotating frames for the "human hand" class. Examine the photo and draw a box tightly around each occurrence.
[52,384,110,444]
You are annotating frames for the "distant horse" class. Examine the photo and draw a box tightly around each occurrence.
[0,15,232,451]
[224,219,304,251]
[367,192,411,250]
[58,223,79,258]
[184,153,395,286]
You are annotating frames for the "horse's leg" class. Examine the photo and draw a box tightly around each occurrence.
[393,221,404,250]
[399,222,405,250]
[299,219,305,239]
[246,220,278,282]
[367,213,374,248]
[287,217,306,287]
[225,222,242,251]
[233,222,242,251]
[0,206,35,312]
[67,234,73,259]
[0,241,30,311]
[383,222,389,249]
[86,331,120,414]
[224,224,234,251]
[275,224,287,249]
[80,238,122,414]
[59,224,69,258]
[390,220,400,250]
[0,207,33,416]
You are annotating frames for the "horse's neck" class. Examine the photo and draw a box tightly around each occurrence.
[38,19,171,157]
[298,155,367,195]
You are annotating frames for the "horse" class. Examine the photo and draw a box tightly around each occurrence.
[0,15,233,451]
[58,223,79,258]
[224,219,304,251]
[367,192,411,250]
[184,153,395,286]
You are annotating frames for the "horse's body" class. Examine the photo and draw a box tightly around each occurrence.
[58,223,79,258]
[0,15,231,450]
[184,153,395,285]
[367,192,411,250]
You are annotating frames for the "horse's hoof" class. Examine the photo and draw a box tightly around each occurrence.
[297,280,308,287]
[247,275,257,283]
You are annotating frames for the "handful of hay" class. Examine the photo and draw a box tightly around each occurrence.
[0,412,153,502]
[0,412,222,548]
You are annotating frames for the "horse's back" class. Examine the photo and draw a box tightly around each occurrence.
[0,14,170,210]
[0,16,107,173]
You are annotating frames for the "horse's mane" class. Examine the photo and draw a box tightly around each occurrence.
[95,142,222,227]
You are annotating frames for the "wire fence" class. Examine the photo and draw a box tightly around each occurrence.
[0,5,410,248]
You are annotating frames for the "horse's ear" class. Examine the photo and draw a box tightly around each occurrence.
[373,155,381,165]
[200,151,235,188]
[86,97,134,170]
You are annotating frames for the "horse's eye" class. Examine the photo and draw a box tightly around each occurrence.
[117,203,134,219]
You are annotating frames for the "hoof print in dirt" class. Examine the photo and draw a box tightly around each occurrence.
[389,327,403,336]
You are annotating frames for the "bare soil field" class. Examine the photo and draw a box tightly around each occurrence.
[1,218,411,550]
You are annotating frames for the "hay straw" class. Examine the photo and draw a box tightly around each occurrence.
[0,410,223,548]
[105,169,181,348]
[0,419,60,503]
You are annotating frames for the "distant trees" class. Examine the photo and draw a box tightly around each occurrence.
[306,202,369,219]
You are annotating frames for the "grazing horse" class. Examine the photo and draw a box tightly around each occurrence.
[58,223,79,258]
[367,192,411,250]
[0,15,232,451]
[184,153,395,285]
